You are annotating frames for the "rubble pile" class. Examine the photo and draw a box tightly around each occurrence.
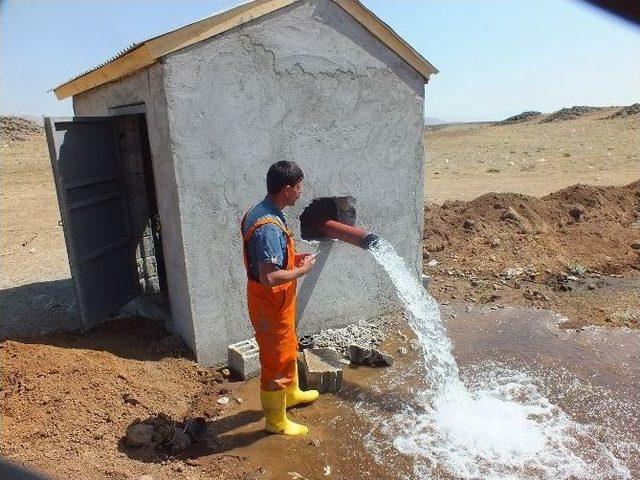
[609,103,640,118]
[0,116,42,143]
[542,106,603,123]
[495,111,541,125]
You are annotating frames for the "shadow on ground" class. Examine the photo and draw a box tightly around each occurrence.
[0,279,79,338]
[119,410,268,463]
[0,277,190,361]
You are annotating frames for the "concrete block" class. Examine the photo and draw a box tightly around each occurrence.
[347,344,393,367]
[134,235,156,259]
[137,256,158,277]
[300,348,343,393]
[139,275,160,295]
[130,216,153,237]
[228,338,260,380]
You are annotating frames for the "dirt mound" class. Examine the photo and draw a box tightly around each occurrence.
[542,106,604,123]
[609,103,640,118]
[424,181,640,275]
[495,111,541,125]
[0,116,43,143]
[0,318,254,480]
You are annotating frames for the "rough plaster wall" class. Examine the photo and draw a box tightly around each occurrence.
[163,0,425,365]
[72,67,196,352]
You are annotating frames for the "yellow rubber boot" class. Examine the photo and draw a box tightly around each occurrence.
[286,364,319,408]
[260,389,309,436]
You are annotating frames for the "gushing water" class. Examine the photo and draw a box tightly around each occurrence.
[366,239,634,479]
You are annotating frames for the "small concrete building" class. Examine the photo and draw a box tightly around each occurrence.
[46,0,437,365]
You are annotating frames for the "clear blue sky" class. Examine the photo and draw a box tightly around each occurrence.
[1,0,638,122]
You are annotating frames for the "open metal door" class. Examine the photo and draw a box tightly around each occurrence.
[45,117,136,330]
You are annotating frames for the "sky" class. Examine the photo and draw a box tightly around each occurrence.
[1,0,639,122]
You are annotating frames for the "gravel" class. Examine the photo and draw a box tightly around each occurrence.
[311,317,395,355]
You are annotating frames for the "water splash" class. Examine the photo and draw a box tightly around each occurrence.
[367,239,634,479]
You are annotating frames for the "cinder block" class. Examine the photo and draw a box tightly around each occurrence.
[300,348,343,393]
[228,338,260,380]
[137,256,157,277]
[139,275,160,295]
[130,216,153,237]
[135,235,156,259]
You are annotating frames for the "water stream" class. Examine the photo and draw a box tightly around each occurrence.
[367,238,636,479]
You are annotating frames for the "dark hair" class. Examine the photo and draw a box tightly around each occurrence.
[267,161,304,194]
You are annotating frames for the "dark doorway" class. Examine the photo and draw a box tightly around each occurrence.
[112,113,170,313]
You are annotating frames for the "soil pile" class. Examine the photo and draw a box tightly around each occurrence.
[424,181,640,329]
[0,318,256,480]
[541,106,604,123]
[424,181,640,275]
[495,111,541,125]
[0,116,43,143]
[609,103,640,118]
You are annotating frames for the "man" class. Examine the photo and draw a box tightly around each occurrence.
[241,161,318,436]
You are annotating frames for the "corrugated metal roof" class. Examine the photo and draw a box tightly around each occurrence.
[52,0,437,99]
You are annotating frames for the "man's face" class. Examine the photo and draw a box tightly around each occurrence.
[285,180,303,206]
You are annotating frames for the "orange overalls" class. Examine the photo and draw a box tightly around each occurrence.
[241,215,297,391]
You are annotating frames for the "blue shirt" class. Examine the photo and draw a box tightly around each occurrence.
[242,197,288,282]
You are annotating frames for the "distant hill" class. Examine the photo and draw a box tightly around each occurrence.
[0,116,43,143]
[425,117,447,125]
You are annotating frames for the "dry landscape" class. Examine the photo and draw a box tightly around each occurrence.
[1,105,639,479]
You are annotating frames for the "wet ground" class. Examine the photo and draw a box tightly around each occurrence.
[193,306,640,479]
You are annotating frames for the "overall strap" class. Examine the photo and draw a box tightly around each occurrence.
[242,216,291,244]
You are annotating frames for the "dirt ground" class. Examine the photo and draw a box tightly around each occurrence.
[1,108,639,479]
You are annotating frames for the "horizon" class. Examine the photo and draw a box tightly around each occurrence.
[1,0,639,122]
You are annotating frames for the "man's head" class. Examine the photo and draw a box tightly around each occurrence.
[267,161,304,207]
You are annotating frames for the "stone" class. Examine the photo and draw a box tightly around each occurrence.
[631,242,640,250]
[463,219,475,230]
[427,259,438,268]
[501,207,524,224]
[490,238,501,248]
[347,344,393,367]
[227,338,259,380]
[568,204,585,221]
[309,438,322,447]
[397,347,408,355]
[300,348,343,393]
[567,264,587,276]
[217,397,229,405]
[126,424,154,447]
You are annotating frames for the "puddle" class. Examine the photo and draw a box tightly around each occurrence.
[194,239,639,479]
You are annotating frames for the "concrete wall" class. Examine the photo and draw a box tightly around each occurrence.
[162,0,425,365]
[73,66,197,352]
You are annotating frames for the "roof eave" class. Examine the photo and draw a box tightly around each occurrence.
[53,0,437,100]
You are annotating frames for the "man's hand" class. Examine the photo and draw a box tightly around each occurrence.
[297,254,316,274]
[295,252,314,268]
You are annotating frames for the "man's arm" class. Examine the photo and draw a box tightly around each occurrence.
[258,255,315,288]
